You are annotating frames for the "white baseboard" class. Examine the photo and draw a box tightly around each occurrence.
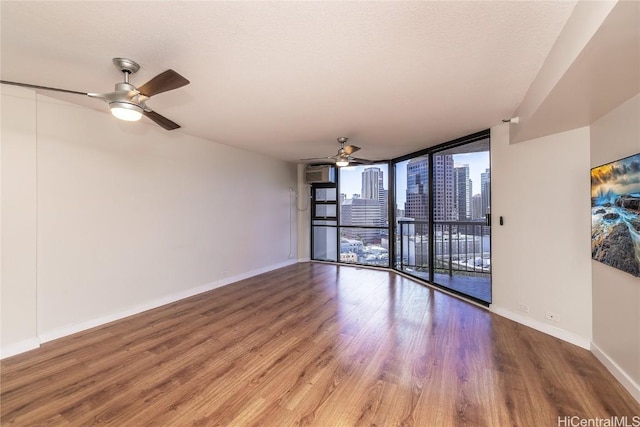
[298,257,311,263]
[37,259,298,345]
[591,342,640,404]
[491,305,591,350]
[0,337,40,359]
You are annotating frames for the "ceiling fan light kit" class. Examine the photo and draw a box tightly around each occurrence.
[0,57,189,130]
[110,101,143,121]
[300,137,374,167]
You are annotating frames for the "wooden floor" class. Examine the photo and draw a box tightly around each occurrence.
[1,263,638,426]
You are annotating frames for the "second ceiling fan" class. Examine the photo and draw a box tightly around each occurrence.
[302,137,373,167]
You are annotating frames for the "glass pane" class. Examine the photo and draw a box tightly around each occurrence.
[313,226,337,262]
[397,220,430,280]
[313,220,337,226]
[340,228,389,266]
[395,158,430,280]
[315,187,336,202]
[338,164,389,227]
[433,138,491,303]
[315,204,336,218]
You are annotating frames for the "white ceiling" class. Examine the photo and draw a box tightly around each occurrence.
[1,1,578,163]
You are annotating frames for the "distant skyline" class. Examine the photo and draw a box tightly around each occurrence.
[339,165,389,198]
[338,151,490,207]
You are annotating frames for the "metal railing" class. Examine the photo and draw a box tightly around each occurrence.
[397,220,490,277]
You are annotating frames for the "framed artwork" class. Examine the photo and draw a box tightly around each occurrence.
[591,153,640,277]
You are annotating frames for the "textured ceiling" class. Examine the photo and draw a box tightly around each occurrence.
[1,1,577,163]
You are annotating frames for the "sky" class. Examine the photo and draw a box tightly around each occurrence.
[339,151,490,206]
[591,153,640,197]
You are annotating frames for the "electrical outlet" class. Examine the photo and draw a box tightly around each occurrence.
[546,311,560,322]
[517,303,530,313]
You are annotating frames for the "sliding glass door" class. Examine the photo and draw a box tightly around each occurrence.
[393,134,491,304]
[431,138,491,303]
[395,157,431,280]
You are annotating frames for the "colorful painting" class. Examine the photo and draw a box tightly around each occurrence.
[591,153,640,277]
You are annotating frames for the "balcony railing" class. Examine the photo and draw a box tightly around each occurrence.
[397,220,491,277]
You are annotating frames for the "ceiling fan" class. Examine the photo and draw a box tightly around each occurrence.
[0,58,189,130]
[301,137,374,167]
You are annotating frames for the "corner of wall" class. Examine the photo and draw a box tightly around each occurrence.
[589,93,640,399]
[490,123,593,348]
[591,342,640,403]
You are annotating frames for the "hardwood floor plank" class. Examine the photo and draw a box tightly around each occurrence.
[1,263,638,426]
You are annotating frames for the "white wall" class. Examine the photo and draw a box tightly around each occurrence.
[1,87,297,357]
[491,124,592,348]
[590,93,640,399]
[1,87,39,356]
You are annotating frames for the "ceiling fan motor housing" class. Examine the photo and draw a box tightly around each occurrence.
[113,58,140,75]
[114,81,137,95]
[110,80,145,120]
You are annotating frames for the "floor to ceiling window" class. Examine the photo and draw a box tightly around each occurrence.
[431,138,491,303]
[338,164,390,267]
[311,184,338,262]
[393,133,491,304]
[394,156,430,277]
[310,130,490,305]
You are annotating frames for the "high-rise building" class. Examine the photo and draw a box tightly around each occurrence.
[454,164,472,220]
[481,168,491,217]
[472,193,482,220]
[340,198,384,243]
[404,155,456,221]
[434,154,456,221]
[361,167,383,200]
[404,157,429,221]
[361,166,386,223]
[380,188,388,225]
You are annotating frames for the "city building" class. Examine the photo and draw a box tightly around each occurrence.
[404,157,429,221]
[361,166,387,222]
[481,168,491,218]
[405,155,456,222]
[454,164,473,220]
[472,193,483,220]
[340,197,384,243]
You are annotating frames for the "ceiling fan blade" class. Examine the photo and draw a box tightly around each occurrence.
[0,80,87,96]
[137,70,190,97]
[87,92,111,102]
[300,156,335,161]
[350,157,374,165]
[143,110,181,130]
[343,145,361,155]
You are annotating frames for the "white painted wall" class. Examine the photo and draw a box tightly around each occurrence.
[0,87,297,356]
[1,87,39,356]
[590,93,640,398]
[491,124,592,348]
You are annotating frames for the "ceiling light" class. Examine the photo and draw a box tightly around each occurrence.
[110,102,143,121]
[336,159,349,167]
